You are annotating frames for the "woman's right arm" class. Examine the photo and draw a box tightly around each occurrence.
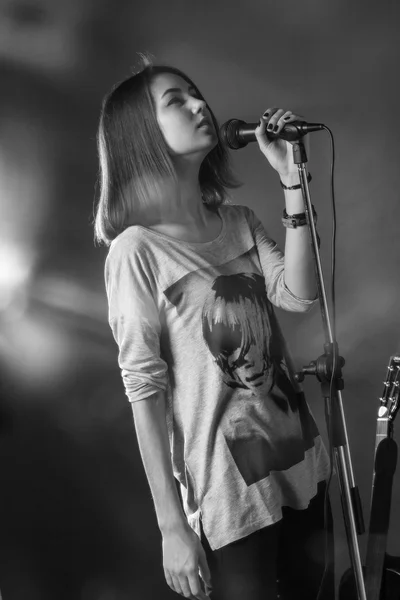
[131,390,212,599]
[131,389,187,533]
[105,245,212,597]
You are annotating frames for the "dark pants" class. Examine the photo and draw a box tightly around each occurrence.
[199,481,335,600]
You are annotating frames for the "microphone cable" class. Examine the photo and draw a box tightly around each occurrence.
[316,124,337,600]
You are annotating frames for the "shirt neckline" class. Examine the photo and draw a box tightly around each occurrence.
[133,206,226,247]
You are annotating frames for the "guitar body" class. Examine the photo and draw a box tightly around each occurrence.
[340,355,400,600]
[339,554,400,600]
[385,554,400,600]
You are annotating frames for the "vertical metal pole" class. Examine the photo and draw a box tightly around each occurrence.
[292,146,367,600]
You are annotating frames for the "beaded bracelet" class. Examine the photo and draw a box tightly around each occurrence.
[282,205,321,247]
[282,205,317,229]
[280,172,312,190]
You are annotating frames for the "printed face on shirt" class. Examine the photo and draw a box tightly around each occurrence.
[150,73,218,159]
[227,344,274,396]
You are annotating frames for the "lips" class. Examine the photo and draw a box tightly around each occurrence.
[197,117,211,128]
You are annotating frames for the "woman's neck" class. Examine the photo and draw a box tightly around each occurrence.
[167,166,211,227]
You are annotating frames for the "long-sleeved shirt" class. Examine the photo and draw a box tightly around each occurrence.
[105,202,330,551]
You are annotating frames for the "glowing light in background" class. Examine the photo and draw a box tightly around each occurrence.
[0,241,33,316]
[0,100,109,393]
[0,309,73,388]
[31,274,108,325]
[0,116,74,389]
[0,118,48,318]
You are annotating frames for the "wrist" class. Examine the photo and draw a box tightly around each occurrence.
[158,502,188,532]
[160,518,191,536]
[279,172,300,187]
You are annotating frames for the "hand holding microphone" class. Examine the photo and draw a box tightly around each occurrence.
[257,108,310,179]
[221,107,323,180]
[220,109,324,147]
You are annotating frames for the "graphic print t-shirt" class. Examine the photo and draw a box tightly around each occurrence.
[105,203,330,551]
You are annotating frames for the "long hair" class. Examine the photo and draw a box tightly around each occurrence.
[93,53,242,245]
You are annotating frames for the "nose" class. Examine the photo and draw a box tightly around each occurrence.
[192,98,207,114]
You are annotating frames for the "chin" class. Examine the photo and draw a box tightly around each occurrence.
[201,136,219,154]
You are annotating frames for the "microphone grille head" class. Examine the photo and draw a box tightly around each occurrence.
[219,119,247,150]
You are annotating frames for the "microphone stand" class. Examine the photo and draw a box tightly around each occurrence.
[290,138,367,600]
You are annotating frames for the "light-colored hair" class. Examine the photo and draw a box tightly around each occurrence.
[93,53,242,245]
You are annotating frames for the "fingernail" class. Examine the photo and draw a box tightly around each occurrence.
[267,123,273,131]
[263,111,269,117]
[283,116,290,120]
[273,125,279,132]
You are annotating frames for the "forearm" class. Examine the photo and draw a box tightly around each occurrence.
[280,173,317,300]
[131,390,188,535]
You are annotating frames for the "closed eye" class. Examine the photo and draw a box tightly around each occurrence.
[167,92,203,106]
[167,97,183,105]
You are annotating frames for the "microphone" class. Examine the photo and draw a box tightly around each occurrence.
[220,118,324,149]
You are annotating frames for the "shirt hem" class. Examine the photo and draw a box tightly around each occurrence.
[195,473,330,551]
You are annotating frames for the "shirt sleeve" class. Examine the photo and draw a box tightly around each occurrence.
[105,238,169,403]
[244,205,317,313]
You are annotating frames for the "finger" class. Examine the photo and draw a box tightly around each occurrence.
[264,108,286,133]
[187,573,209,600]
[276,111,305,134]
[198,550,212,590]
[281,112,304,124]
[171,574,185,597]
[275,110,293,130]
[180,569,203,600]
[165,570,178,595]
[261,107,279,122]
[255,116,267,134]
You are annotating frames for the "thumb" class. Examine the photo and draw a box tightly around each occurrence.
[198,545,212,588]
[255,117,275,157]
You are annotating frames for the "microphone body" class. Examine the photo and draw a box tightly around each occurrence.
[220,118,324,149]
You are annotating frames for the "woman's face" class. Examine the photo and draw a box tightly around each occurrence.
[151,73,218,159]
[228,344,275,396]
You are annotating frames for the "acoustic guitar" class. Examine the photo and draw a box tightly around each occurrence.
[339,354,400,600]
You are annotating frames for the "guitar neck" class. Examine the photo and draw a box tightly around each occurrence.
[375,417,392,452]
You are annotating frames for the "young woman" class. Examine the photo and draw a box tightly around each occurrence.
[94,56,334,600]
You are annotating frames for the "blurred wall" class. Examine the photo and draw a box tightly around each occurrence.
[0,0,399,598]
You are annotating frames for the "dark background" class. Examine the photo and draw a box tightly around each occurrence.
[0,0,399,598]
